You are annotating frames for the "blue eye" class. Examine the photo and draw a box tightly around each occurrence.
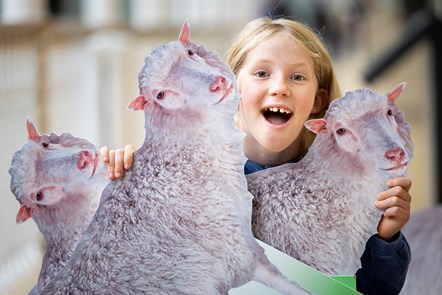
[256,71,269,78]
[291,75,304,81]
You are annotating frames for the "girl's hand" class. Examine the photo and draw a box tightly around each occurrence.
[375,177,412,241]
[100,145,135,179]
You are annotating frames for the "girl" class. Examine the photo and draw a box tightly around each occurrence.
[102,17,412,294]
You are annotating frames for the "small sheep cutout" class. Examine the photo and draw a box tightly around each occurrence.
[9,118,108,294]
[248,82,413,275]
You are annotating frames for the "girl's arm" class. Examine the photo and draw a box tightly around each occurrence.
[100,145,135,179]
[356,177,412,294]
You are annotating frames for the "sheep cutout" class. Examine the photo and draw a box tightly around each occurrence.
[401,205,442,295]
[8,118,108,294]
[40,20,309,295]
[247,83,413,275]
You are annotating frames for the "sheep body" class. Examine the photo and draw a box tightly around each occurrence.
[41,20,307,295]
[8,118,108,294]
[248,83,413,275]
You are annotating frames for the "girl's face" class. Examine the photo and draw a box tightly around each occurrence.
[236,32,323,165]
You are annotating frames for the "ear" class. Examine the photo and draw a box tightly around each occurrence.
[305,118,327,134]
[16,204,32,223]
[386,82,406,103]
[128,95,148,111]
[178,18,190,43]
[26,116,40,141]
[311,88,328,114]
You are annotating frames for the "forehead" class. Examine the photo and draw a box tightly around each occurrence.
[243,32,314,69]
[139,41,184,87]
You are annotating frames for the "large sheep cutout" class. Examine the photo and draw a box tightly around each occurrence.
[35,19,309,295]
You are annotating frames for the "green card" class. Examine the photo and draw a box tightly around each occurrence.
[229,240,362,295]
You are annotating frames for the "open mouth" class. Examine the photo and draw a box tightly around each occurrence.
[262,107,293,126]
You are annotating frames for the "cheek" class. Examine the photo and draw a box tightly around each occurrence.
[238,101,251,132]
[299,89,318,110]
[239,85,262,113]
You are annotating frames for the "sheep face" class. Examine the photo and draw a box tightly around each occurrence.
[305,83,412,178]
[128,20,238,131]
[9,118,107,225]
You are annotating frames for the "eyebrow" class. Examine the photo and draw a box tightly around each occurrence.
[252,58,310,68]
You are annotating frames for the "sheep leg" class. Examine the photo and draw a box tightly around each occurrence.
[253,254,311,295]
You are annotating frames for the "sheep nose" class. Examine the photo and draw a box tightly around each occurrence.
[209,76,227,93]
[385,147,405,164]
[77,150,93,170]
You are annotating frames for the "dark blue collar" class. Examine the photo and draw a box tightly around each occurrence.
[244,156,301,175]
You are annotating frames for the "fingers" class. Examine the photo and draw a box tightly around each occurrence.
[107,149,116,179]
[383,205,409,220]
[376,195,410,216]
[114,148,125,178]
[101,145,135,180]
[387,176,412,192]
[376,187,411,209]
[100,146,110,163]
[124,145,135,170]
[375,177,413,240]
[376,177,412,203]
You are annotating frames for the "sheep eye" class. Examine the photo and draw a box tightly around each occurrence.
[156,91,165,100]
[188,49,194,56]
[387,109,393,116]
[36,191,43,201]
[42,142,49,148]
[336,128,346,135]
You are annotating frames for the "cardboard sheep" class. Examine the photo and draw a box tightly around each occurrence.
[9,118,108,294]
[40,20,308,295]
[248,83,414,275]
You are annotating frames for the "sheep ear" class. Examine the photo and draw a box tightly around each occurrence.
[178,18,190,43]
[386,82,406,103]
[128,95,148,111]
[305,119,327,134]
[26,116,40,141]
[16,204,31,223]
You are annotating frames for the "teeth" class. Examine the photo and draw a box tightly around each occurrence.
[265,107,291,114]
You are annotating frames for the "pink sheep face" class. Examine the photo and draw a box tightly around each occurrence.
[10,118,106,223]
[128,20,237,128]
[305,83,412,177]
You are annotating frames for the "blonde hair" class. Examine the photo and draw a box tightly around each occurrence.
[225,17,342,157]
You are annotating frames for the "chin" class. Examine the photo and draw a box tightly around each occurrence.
[263,142,292,153]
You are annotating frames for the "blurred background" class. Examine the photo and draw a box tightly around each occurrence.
[0,0,440,294]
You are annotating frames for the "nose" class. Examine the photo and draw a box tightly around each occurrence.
[269,75,290,97]
[209,76,227,93]
[384,147,405,164]
[77,150,93,170]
